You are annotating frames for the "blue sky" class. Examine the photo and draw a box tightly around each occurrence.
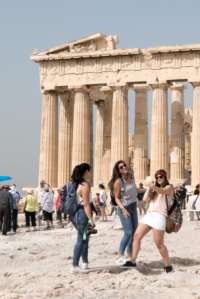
[0,0,197,192]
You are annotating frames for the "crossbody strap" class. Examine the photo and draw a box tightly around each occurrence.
[165,195,169,214]
[194,195,199,205]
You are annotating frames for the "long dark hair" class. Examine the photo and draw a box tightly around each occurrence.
[71,163,91,188]
[150,169,170,201]
[110,160,126,192]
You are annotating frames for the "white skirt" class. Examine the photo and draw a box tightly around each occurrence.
[141,212,167,231]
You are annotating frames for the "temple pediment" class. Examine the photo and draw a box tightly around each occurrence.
[32,33,119,56]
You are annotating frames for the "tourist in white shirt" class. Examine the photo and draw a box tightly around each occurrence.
[35,180,45,206]
[189,189,200,220]
[99,184,108,222]
[41,185,55,230]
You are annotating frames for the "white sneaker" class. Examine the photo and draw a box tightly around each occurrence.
[82,263,88,270]
[70,266,89,274]
[116,256,126,265]
[126,257,141,263]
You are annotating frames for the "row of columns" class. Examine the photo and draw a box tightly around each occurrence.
[38,82,199,188]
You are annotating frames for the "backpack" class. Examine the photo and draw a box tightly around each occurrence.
[64,180,89,216]
[108,173,134,206]
[58,184,68,213]
[165,196,183,234]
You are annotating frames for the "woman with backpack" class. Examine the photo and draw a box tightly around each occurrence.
[122,169,174,274]
[111,160,146,265]
[69,163,94,274]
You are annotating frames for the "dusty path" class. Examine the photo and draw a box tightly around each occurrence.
[0,213,200,299]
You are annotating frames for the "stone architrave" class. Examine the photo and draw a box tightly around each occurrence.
[89,98,94,186]
[150,83,169,178]
[132,85,151,181]
[191,83,200,186]
[169,83,187,181]
[94,100,105,186]
[58,92,74,187]
[71,87,90,170]
[101,88,113,186]
[38,92,58,187]
[111,86,129,169]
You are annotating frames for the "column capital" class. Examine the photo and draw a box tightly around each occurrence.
[189,81,200,88]
[58,91,73,100]
[149,83,168,90]
[94,99,105,107]
[107,82,129,91]
[68,85,91,93]
[43,90,58,95]
[169,83,188,91]
[100,86,113,94]
[131,84,151,92]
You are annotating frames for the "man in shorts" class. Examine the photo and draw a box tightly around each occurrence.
[137,183,146,215]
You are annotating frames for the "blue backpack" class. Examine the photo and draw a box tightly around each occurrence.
[64,180,83,216]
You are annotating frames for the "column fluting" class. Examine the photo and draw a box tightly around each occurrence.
[111,87,129,170]
[58,92,74,187]
[170,83,187,181]
[72,89,90,170]
[94,100,105,186]
[150,83,169,178]
[133,85,150,181]
[38,92,58,187]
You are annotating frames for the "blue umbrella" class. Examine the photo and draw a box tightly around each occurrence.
[0,176,12,182]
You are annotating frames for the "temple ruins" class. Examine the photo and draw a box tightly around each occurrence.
[29,33,199,191]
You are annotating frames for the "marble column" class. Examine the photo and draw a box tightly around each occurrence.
[58,92,74,187]
[38,92,58,187]
[72,88,90,170]
[102,89,113,186]
[150,83,169,178]
[133,85,150,181]
[89,98,94,186]
[191,83,200,186]
[170,83,187,181]
[111,87,129,169]
[94,100,105,186]
[128,133,134,173]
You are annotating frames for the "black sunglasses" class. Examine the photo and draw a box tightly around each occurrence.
[156,175,163,180]
[119,164,127,170]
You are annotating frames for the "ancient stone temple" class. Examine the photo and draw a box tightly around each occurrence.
[30,33,199,189]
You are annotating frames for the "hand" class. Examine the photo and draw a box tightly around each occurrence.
[122,207,130,218]
[11,210,13,214]
[145,180,154,188]
[89,222,94,229]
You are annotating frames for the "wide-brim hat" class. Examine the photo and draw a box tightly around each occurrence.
[3,185,11,190]
[40,179,45,184]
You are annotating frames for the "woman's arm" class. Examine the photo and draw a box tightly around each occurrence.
[114,180,130,218]
[81,184,93,224]
[143,187,151,202]
[145,181,173,196]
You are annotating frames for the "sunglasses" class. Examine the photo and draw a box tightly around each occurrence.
[156,175,163,180]
[119,164,127,170]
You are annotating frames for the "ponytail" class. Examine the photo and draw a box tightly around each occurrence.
[71,163,91,187]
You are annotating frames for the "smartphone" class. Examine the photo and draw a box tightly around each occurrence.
[146,176,151,181]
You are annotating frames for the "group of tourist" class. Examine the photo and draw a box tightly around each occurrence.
[68,161,175,275]
[2,161,200,276]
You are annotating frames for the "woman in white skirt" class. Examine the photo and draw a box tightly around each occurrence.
[122,169,174,274]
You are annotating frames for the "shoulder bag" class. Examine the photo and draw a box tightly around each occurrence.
[165,195,183,234]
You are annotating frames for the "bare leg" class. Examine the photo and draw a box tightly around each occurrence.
[152,228,170,267]
[143,208,146,215]
[131,223,152,263]
[100,207,104,220]
[103,207,107,220]
[139,208,142,215]
[46,220,50,226]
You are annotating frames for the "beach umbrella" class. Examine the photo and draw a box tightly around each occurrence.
[0,176,12,182]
